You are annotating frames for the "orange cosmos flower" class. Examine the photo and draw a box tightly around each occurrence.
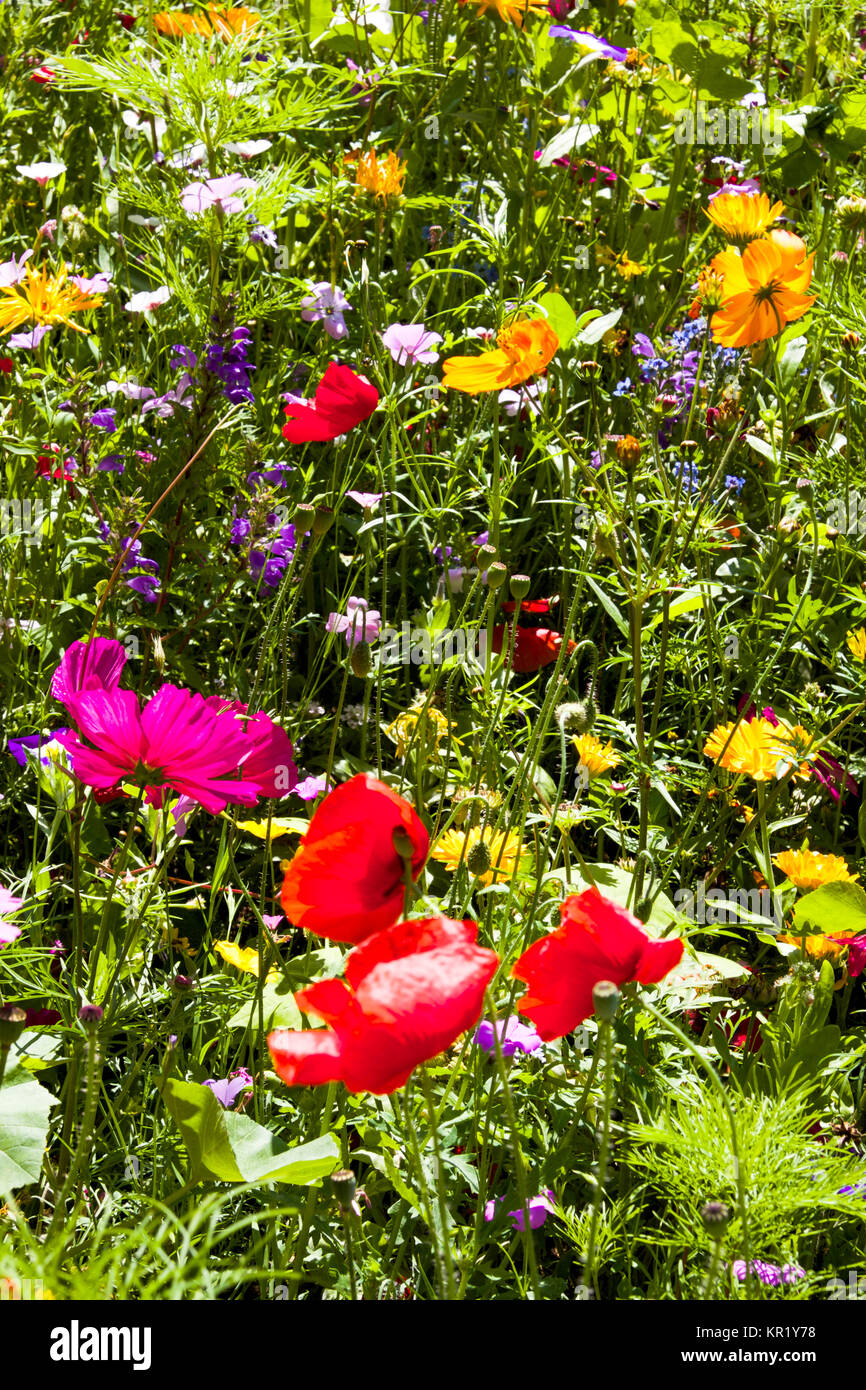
[772,850,859,892]
[442,318,559,395]
[705,192,785,248]
[458,0,548,24]
[354,149,406,200]
[709,230,815,349]
[0,263,103,335]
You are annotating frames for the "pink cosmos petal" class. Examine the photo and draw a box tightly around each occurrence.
[51,637,127,708]
[0,886,24,918]
[0,923,22,947]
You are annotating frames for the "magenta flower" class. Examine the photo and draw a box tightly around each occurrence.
[485,1190,556,1231]
[325,597,382,646]
[829,934,866,977]
[731,1260,806,1287]
[180,174,254,218]
[301,282,352,341]
[474,1016,543,1057]
[0,886,23,948]
[293,774,332,801]
[381,322,443,366]
[238,710,299,799]
[51,637,127,707]
[262,914,285,932]
[55,685,265,814]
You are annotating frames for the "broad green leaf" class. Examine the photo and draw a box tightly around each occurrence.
[0,1065,58,1193]
[227,978,304,1032]
[537,123,599,167]
[643,585,723,635]
[163,1079,338,1185]
[576,308,623,346]
[792,881,866,937]
[537,292,578,350]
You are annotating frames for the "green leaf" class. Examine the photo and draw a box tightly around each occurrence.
[576,308,623,346]
[643,584,723,635]
[537,123,599,167]
[537,292,577,350]
[162,1079,338,1185]
[0,1065,59,1193]
[792,881,866,937]
[226,978,304,1032]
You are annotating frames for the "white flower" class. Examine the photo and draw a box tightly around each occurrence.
[225,140,272,158]
[124,286,172,313]
[333,0,393,32]
[16,161,66,186]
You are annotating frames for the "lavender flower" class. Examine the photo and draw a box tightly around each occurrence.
[731,1260,806,1287]
[180,174,254,218]
[474,1016,543,1057]
[301,283,352,341]
[293,774,332,801]
[203,1069,253,1109]
[485,1190,556,1231]
[325,597,382,646]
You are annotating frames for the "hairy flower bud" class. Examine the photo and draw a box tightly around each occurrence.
[700,1200,730,1236]
[556,700,597,735]
[350,641,373,678]
[466,839,492,876]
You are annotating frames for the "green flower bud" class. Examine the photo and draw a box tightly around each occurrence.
[350,641,372,678]
[592,980,620,1021]
[466,839,492,876]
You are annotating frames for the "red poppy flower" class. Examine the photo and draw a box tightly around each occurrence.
[0,357,13,374]
[500,597,555,617]
[281,362,379,444]
[512,888,684,1040]
[30,67,55,84]
[268,916,499,1093]
[280,773,429,943]
[492,625,576,672]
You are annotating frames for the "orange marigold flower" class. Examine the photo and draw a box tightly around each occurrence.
[458,0,548,25]
[709,230,816,348]
[354,149,406,200]
[154,6,260,38]
[772,849,859,892]
[0,263,103,336]
[442,318,559,395]
[776,930,855,964]
[688,264,726,318]
[705,192,785,248]
[703,716,801,782]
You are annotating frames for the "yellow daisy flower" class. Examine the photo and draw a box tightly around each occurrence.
[386,703,458,761]
[573,733,621,779]
[847,628,866,663]
[703,717,811,782]
[214,940,278,981]
[0,263,103,336]
[431,825,525,885]
[772,849,859,892]
[776,930,854,964]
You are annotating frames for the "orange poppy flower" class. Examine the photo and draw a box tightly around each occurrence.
[709,230,815,349]
[442,318,559,394]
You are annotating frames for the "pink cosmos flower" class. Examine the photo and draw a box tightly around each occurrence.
[180,174,254,218]
[325,597,382,646]
[51,637,127,707]
[301,282,352,341]
[55,684,265,814]
[202,703,298,799]
[293,774,332,801]
[0,886,23,947]
[381,322,443,365]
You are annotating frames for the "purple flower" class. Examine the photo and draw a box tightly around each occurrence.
[381,322,443,366]
[170,344,198,371]
[0,250,33,287]
[499,379,547,417]
[485,1190,556,1231]
[69,271,112,294]
[170,795,197,838]
[203,1069,253,1109]
[293,774,332,801]
[262,914,285,932]
[325,597,381,646]
[180,174,254,218]
[301,282,352,341]
[708,179,761,202]
[127,574,160,601]
[474,1016,543,1057]
[548,28,628,60]
[90,409,117,431]
[731,1260,806,1287]
[98,454,125,473]
[7,732,47,766]
[9,325,50,349]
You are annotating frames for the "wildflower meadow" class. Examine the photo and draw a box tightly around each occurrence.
[2,0,866,1327]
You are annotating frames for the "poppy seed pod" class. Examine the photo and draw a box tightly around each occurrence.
[592,980,620,1021]
[486,562,508,590]
[350,641,373,678]
[0,1005,27,1046]
[477,543,498,566]
[700,1200,730,1236]
[312,507,334,536]
[510,574,531,601]
[330,1168,357,1209]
